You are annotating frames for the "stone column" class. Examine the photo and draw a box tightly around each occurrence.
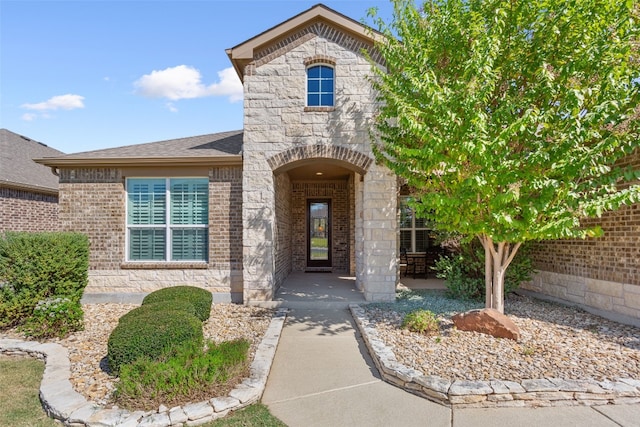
[242,150,276,302]
[354,173,365,291]
[360,164,397,302]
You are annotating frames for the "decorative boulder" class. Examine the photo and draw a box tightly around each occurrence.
[452,308,520,341]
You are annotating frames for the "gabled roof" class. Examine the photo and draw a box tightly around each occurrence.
[0,129,63,194]
[226,3,383,81]
[35,131,243,168]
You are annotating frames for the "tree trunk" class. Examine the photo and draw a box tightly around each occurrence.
[484,242,492,309]
[478,236,521,314]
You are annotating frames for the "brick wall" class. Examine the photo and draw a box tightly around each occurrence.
[274,173,292,287]
[0,187,59,232]
[209,167,244,296]
[291,180,351,272]
[525,150,640,319]
[58,166,243,301]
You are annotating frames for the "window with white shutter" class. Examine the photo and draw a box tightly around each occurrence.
[126,178,208,261]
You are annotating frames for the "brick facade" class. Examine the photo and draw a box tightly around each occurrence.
[58,166,243,302]
[0,187,59,232]
[290,181,351,273]
[524,150,640,319]
[274,173,293,287]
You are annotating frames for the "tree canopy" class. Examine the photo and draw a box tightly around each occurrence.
[368,0,640,312]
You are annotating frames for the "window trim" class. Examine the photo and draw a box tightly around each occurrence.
[306,64,335,108]
[399,196,431,253]
[125,177,209,263]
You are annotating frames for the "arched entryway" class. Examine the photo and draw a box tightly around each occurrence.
[272,157,358,284]
[242,144,397,303]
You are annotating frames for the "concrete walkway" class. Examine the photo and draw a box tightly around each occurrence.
[261,274,640,427]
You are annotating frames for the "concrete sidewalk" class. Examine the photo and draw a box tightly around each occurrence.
[262,308,640,427]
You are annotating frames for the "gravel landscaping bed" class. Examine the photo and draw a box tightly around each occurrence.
[0,303,274,406]
[363,290,640,383]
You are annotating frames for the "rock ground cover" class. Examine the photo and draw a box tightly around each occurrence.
[364,290,640,383]
[0,303,274,406]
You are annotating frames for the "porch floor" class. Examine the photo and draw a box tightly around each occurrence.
[250,272,446,309]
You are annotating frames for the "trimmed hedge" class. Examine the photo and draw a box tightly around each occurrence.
[0,232,89,329]
[118,299,198,325]
[107,309,203,374]
[142,286,212,321]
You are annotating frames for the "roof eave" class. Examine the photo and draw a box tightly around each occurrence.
[0,180,58,195]
[227,4,384,82]
[34,156,243,168]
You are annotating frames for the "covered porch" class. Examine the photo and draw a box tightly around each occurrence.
[248,272,446,309]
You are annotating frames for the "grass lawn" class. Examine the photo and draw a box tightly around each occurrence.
[0,355,285,427]
[0,355,58,427]
[206,404,287,426]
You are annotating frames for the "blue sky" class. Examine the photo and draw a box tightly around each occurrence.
[1,0,393,154]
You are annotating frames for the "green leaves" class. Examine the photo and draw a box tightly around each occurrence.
[369,0,639,244]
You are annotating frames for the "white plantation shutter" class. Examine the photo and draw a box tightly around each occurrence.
[127,178,208,261]
[127,179,166,225]
[170,179,208,225]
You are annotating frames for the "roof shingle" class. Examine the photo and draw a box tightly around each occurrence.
[0,129,64,192]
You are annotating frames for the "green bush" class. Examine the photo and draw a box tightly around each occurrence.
[434,239,533,301]
[107,309,203,374]
[142,286,212,321]
[0,232,89,329]
[19,296,84,339]
[114,339,250,410]
[402,310,440,334]
[118,299,198,325]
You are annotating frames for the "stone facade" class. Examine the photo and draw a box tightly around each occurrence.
[58,166,243,302]
[240,19,397,302]
[0,187,59,232]
[523,150,640,320]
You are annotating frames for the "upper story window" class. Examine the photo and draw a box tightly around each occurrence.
[307,65,334,107]
[400,197,433,253]
[126,178,208,262]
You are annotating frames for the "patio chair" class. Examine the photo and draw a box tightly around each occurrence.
[399,247,416,278]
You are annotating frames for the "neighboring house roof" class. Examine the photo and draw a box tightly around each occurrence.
[226,3,384,81]
[0,129,63,194]
[35,130,243,167]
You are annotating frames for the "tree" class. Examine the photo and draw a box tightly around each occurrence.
[368,0,640,313]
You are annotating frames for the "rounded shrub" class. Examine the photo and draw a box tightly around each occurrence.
[107,309,203,374]
[142,286,212,321]
[118,299,198,325]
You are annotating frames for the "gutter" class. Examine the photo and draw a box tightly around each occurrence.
[33,155,243,168]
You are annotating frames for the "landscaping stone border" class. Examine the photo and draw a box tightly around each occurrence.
[349,304,640,408]
[0,307,288,427]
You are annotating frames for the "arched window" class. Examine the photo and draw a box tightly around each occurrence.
[307,65,334,107]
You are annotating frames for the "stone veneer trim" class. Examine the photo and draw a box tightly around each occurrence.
[350,304,640,408]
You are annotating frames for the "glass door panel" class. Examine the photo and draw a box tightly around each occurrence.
[307,200,331,267]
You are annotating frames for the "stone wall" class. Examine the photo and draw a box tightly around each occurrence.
[242,23,396,301]
[58,166,243,302]
[0,187,59,232]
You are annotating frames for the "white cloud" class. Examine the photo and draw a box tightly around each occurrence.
[22,94,85,111]
[134,65,242,103]
[21,113,38,121]
[165,102,178,113]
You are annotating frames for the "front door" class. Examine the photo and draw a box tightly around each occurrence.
[307,199,331,268]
